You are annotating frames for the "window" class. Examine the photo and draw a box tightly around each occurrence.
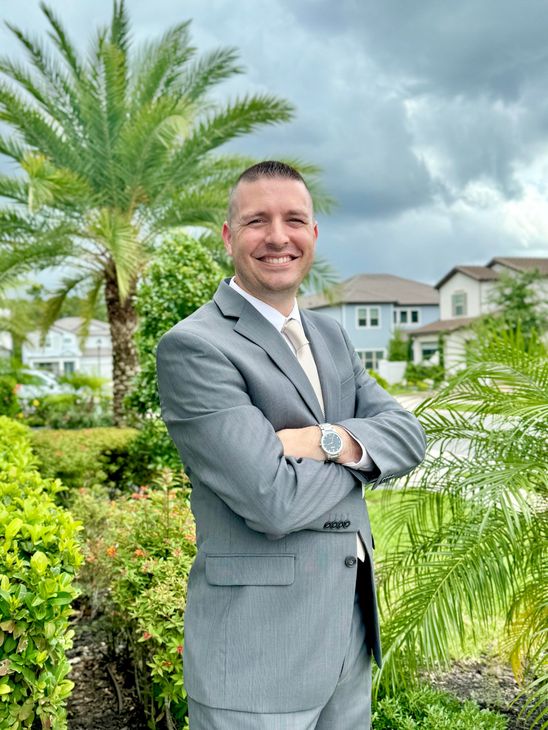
[421,342,438,360]
[393,308,421,326]
[356,306,381,328]
[452,291,467,317]
[63,361,75,374]
[357,350,385,371]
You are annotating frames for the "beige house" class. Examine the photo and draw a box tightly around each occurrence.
[22,317,113,380]
[410,257,548,372]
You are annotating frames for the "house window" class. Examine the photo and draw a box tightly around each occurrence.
[394,308,421,326]
[63,361,75,374]
[452,291,467,317]
[356,306,381,328]
[357,350,385,371]
[421,342,438,360]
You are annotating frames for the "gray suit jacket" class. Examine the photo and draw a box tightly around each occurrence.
[157,280,425,713]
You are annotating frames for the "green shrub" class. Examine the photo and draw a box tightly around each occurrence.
[0,376,20,417]
[372,685,507,730]
[368,369,390,390]
[0,416,82,729]
[24,393,112,429]
[124,418,182,485]
[71,475,196,728]
[405,362,444,388]
[30,427,139,492]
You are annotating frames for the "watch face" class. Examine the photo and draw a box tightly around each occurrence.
[322,430,343,455]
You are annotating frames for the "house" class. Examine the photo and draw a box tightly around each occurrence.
[22,317,113,380]
[300,274,439,372]
[409,257,548,371]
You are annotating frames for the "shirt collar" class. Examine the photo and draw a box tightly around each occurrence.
[229,277,301,333]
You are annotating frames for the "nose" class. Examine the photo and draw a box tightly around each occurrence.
[265,218,289,247]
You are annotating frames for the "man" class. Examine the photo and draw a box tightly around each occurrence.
[157,161,426,729]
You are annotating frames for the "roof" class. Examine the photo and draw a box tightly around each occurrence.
[435,266,499,289]
[300,274,439,309]
[487,256,548,275]
[54,317,110,334]
[409,316,478,336]
[436,257,548,288]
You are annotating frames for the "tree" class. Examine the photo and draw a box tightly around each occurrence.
[0,2,330,423]
[387,327,410,361]
[376,328,547,728]
[485,269,548,341]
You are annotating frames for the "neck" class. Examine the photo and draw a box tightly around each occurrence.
[233,277,296,317]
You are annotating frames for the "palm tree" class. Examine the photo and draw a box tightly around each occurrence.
[0,2,331,423]
[375,328,547,728]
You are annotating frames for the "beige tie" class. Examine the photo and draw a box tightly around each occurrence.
[282,318,325,416]
[282,317,366,562]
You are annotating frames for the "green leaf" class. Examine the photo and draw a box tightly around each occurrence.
[30,551,49,575]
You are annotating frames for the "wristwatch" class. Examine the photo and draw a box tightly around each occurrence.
[318,423,343,461]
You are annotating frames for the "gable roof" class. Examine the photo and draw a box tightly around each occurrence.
[300,274,439,309]
[55,317,110,334]
[487,256,548,275]
[436,257,548,289]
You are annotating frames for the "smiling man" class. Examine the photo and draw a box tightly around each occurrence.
[157,161,426,729]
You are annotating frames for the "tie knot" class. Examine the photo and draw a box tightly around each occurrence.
[282,318,309,352]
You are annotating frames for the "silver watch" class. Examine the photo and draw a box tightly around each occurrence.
[318,423,343,461]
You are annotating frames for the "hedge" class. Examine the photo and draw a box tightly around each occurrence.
[30,427,139,492]
[0,417,82,729]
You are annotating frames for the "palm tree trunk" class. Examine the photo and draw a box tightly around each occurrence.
[104,270,139,426]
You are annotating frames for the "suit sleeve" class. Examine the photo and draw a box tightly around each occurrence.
[335,325,426,487]
[157,328,362,537]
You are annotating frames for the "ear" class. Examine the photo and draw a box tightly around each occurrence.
[222,221,233,256]
[313,221,318,242]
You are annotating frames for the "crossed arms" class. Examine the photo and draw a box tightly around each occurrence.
[157,325,425,538]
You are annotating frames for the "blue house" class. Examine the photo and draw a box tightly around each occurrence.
[300,274,439,370]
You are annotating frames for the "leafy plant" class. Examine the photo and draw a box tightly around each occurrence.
[387,328,411,362]
[404,362,444,388]
[372,686,507,730]
[72,474,196,729]
[376,328,547,728]
[30,427,139,492]
[0,2,331,423]
[0,416,82,729]
[23,393,112,429]
[0,375,20,417]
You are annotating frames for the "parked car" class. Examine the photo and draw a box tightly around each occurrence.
[15,369,71,401]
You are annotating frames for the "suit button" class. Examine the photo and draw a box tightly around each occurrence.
[323,521,332,529]
[345,556,356,567]
[343,520,350,528]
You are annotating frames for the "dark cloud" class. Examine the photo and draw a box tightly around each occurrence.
[0,0,547,288]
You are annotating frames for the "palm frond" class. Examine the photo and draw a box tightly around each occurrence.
[177,47,243,102]
[40,2,82,77]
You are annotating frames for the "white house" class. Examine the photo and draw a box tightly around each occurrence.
[22,317,113,380]
[409,257,548,371]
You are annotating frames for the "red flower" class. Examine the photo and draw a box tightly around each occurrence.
[143,631,152,640]
[176,644,184,655]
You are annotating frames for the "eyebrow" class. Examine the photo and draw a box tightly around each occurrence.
[239,208,310,221]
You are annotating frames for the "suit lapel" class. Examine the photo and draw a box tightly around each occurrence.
[214,281,325,422]
[301,311,341,423]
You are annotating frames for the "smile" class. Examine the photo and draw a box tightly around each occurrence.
[259,255,296,264]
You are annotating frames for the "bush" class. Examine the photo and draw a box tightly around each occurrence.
[0,375,20,417]
[124,419,183,486]
[23,393,112,429]
[0,416,82,729]
[72,474,196,728]
[128,233,223,416]
[405,362,444,388]
[30,427,139,492]
[368,369,390,390]
[372,685,507,730]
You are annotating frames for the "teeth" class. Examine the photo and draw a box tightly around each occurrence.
[262,256,293,264]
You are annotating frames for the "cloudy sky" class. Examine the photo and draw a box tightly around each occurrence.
[1,0,548,286]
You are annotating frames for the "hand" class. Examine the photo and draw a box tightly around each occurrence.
[276,425,362,463]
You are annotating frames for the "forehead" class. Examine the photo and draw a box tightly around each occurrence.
[232,177,313,216]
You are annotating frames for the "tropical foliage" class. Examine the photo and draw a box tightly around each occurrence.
[375,328,547,728]
[0,416,82,729]
[0,1,330,422]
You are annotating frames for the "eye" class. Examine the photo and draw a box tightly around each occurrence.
[246,218,264,225]
[288,217,306,225]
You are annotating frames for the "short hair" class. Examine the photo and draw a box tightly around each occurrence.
[227,161,311,224]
